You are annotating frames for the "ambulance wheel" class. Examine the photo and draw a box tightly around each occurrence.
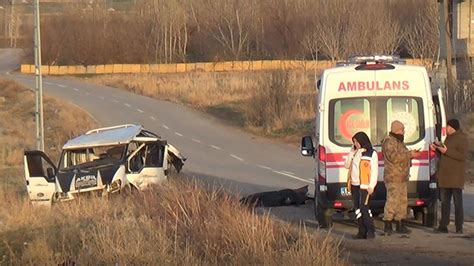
[413,207,423,221]
[422,203,437,227]
[315,199,333,228]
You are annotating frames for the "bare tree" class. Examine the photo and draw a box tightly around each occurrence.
[342,2,404,57]
[145,0,190,63]
[312,0,352,61]
[403,1,439,64]
[197,0,257,60]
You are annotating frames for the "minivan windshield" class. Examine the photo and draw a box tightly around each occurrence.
[59,145,126,170]
[329,97,424,146]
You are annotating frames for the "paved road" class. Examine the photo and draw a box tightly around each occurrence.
[2,49,474,265]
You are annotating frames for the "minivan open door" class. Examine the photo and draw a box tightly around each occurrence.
[24,150,57,206]
[432,88,447,142]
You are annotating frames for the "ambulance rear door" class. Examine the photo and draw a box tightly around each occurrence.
[432,88,447,142]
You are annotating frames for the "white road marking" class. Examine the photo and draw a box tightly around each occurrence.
[230,154,244,161]
[150,116,157,120]
[210,145,222,150]
[162,125,170,130]
[113,99,119,103]
[257,165,272,170]
[44,81,53,85]
[98,96,105,100]
[124,103,131,108]
[58,84,67,88]
[85,92,91,96]
[272,170,312,184]
[192,139,201,143]
[73,88,79,92]
[175,132,183,137]
[137,109,144,113]
[282,170,295,175]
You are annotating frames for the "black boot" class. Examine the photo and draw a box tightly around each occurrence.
[383,220,393,236]
[395,220,411,234]
[353,218,367,239]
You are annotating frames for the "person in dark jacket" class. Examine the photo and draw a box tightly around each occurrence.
[431,119,468,234]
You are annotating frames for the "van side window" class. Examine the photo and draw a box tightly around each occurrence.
[144,143,165,167]
[128,142,165,172]
[27,153,55,182]
[129,145,145,173]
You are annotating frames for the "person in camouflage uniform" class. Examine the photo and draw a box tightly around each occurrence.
[382,120,420,235]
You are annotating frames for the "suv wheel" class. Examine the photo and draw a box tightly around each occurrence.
[314,198,333,228]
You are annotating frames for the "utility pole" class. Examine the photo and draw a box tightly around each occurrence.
[443,0,455,114]
[34,0,44,151]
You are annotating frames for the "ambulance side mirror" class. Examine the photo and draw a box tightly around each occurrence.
[301,136,315,157]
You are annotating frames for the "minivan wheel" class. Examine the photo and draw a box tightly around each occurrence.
[422,202,438,227]
[314,199,333,228]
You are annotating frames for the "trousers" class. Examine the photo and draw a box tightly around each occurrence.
[383,182,407,221]
[439,187,463,230]
[352,185,375,236]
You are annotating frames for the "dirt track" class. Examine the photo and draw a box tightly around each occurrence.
[258,184,474,265]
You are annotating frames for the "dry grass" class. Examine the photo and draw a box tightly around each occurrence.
[0,178,346,265]
[88,71,316,140]
[0,78,345,264]
[0,79,99,166]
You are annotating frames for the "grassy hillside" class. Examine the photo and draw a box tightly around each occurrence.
[0,79,99,166]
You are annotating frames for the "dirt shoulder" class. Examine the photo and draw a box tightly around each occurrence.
[262,184,474,265]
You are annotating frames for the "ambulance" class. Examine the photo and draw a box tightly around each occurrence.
[300,55,447,228]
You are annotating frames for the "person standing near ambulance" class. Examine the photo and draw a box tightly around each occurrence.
[382,120,421,235]
[345,132,378,239]
[431,119,468,234]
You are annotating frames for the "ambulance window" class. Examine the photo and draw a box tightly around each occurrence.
[330,98,371,145]
[386,98,424,143]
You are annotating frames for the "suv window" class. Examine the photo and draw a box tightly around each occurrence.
[329,97,424,146]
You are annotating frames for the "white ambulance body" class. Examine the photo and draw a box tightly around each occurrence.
[301,56,447,228]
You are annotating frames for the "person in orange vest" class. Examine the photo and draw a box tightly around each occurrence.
[345,131,378,239]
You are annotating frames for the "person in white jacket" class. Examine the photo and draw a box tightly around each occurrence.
[345,131,378,239]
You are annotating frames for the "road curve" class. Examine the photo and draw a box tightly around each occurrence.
[0,49,315,196]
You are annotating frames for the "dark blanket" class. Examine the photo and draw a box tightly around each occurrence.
[240,185,308,207]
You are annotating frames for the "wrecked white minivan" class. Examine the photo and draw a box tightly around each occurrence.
[24,124,186,206]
